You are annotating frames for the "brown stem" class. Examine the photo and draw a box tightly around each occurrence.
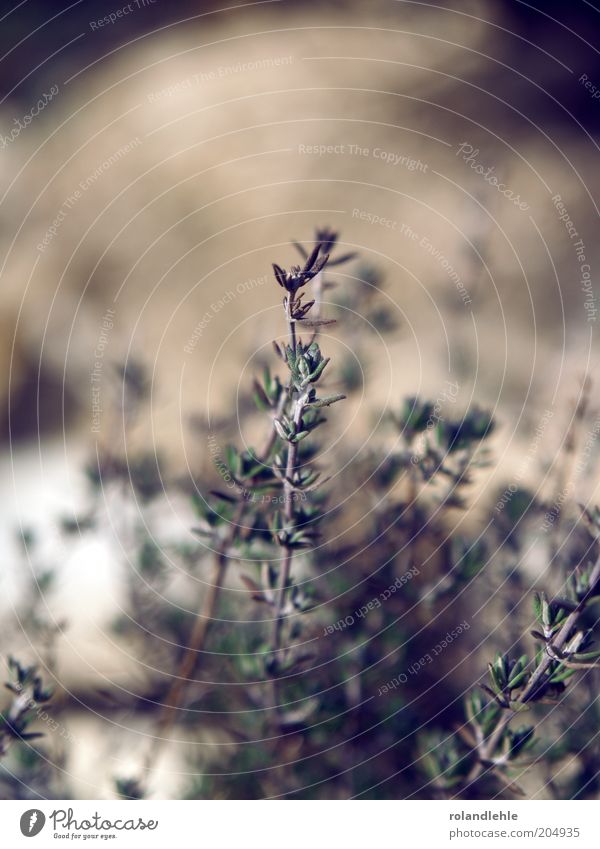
[269,308,301,717]
[269,445,298,709]
[139,247,333,788]
[142,504,243,778]
[142,401,288,784]
[548,377,589,563]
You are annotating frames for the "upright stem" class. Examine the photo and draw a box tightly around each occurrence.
[141,236,338,787]
[143,502,243,779]
[270,306,299,715]
[143,411,285,784]
[270,408,303,649]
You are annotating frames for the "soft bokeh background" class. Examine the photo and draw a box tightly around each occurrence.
[1,0,600,799]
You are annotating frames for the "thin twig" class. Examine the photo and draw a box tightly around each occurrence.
[142,413,286,783]
[269,294,300,716]
[461,556,600,792]
[142,501,244,779]
[142,234,338,784]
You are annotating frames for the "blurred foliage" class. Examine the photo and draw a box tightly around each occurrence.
[3,230,599,802]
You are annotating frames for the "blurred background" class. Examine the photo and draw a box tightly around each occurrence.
[1,0,600,800]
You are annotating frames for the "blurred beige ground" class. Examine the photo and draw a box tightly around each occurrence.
[1,0,597,466]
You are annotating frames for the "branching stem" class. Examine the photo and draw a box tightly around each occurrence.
[270,304,301,716]
[461,556,600,792]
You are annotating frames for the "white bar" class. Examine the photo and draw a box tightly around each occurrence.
[1,799,598,847]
